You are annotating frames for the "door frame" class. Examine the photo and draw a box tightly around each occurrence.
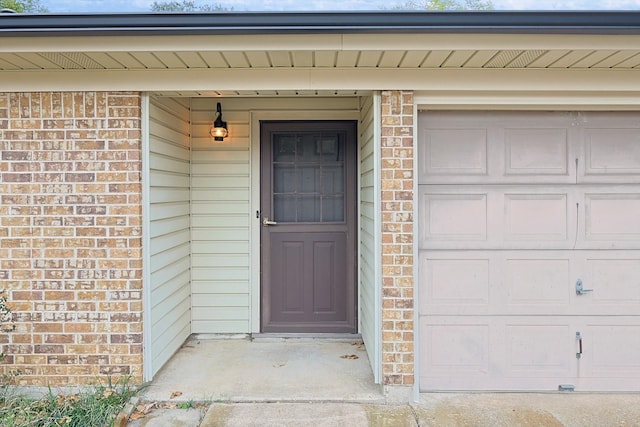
[249,110,361,333]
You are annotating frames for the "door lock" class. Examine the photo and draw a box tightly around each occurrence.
[262,216,278,227]
[575,279,593,295]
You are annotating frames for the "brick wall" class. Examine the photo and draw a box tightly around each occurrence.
[0,92,143,386]
[380,90,415,386]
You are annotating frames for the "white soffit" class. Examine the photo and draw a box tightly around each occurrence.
[1,34,640,71]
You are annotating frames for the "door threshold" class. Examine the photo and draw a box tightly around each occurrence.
[251,333,362,342]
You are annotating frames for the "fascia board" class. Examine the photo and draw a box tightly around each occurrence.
[3,68,637,93]
[3,33,640,53]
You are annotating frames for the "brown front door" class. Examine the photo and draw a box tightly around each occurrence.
[260,121,357,333]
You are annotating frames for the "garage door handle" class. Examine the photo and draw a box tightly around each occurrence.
[576,331,583,359]
[575,279,593,295]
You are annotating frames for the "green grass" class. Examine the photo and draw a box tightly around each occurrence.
[0,376,138,427]
[177,400,196,409]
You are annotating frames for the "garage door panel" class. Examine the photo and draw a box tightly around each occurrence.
[419,111,577,185]
[505,193,568,241]
[420,186,576,250]
[420,111,640,185]
[420,186,639,250]
[582,127,640,183]
[585,193,640,241]
[419,253,492,314]
[582,257,640,313]
[422,323,490,376]
[421,317,640,391]
[421,193,487,242]
[422,128,488,176]
[505,325,572,376]
[420,316,577,390]
[421,251,640,316]
[421,251,576,316]
[584,322,640,378]
[505,258,570,308]
[505,128,569,176]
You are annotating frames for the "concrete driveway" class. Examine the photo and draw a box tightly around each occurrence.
[129,338,640,426]
[129,393,640,426]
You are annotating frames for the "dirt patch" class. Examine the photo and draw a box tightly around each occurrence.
[363,404,418,427]
[199,403,233,427]
[415,400,564,427]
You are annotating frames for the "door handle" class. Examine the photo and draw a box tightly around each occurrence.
[575,279,593,295]
[576,331,583,359]
[262,217,278,227]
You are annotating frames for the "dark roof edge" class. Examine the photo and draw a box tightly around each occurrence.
[1,11,640,37]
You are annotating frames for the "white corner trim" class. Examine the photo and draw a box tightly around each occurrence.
[411,100,420,403]
[140,93,153,382]
[372,91,383,385]
[249,111,260,334]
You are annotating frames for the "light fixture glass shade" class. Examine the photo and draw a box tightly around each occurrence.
[209,125,228,140]
[209,102,228,141]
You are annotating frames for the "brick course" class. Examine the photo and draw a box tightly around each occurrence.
[0,92,143,386]
[380,90,415,386]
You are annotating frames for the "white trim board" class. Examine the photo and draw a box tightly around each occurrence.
[249,109,361,333]
[140,93,153,382]
[3,69,640,93]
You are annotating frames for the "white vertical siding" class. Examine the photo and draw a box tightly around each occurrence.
[192,97,361,334]
[358,94,381,383]
[148,96,192,376]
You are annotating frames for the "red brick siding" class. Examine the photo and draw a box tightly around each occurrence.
[0,92,143,386]
[380,90,415,386]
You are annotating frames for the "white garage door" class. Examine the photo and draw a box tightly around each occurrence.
[418,111,640,391]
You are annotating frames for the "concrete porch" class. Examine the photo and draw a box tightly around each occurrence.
[140,337,384,403]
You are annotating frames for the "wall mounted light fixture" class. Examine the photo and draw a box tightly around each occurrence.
[209,102,228,141]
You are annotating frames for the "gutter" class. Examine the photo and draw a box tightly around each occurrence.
[1,11,640,37]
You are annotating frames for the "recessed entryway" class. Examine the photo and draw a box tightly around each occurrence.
[145,94,381,383]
